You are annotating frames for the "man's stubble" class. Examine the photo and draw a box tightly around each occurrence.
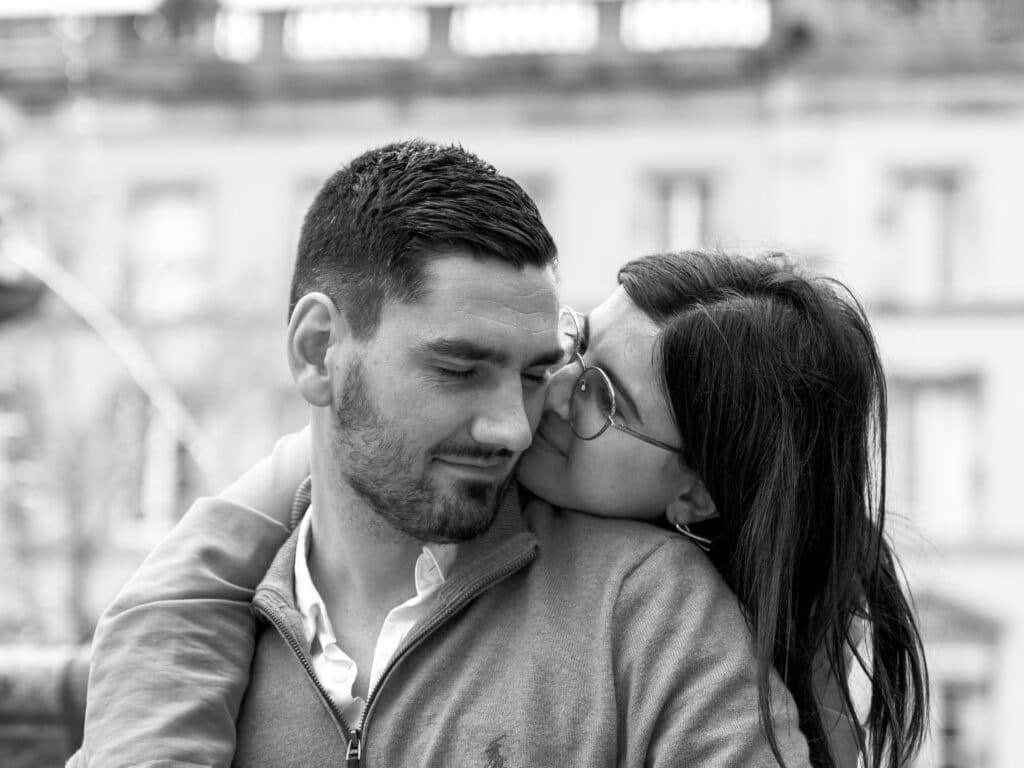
[331,360,511,543]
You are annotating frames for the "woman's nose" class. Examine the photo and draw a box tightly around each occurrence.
[544,356,582,422]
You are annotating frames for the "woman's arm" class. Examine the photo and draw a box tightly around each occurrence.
[612,537,812,768]
[817,679,862,768]
[70,430,311,768]
[813,625,870,768]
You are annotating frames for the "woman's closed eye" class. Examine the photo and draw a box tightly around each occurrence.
[522,369,551,386]
[578,315,591,354]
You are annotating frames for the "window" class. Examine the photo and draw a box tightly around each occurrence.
[638,174,712,253]
[281,176,325,295]
[214,8,263,63]
[621,0,772,52]
[290,177,323,254]
[888,376,983,542]
[937,681,991,768]
[879,169,973,307]
[0,380,42,639]
[108,392,199,547]
[124,183,212,321]
[918,590,1000,768]
[0,189,46,322]
[0,18,63,68]
[283,6,429,60]
[884,0,991,26]
[0,385,30,519]
[450,1,599,56]
[508,173,554,225]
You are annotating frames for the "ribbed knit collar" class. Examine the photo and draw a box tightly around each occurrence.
[254,478,537,619]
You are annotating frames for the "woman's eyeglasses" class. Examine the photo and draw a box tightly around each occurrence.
[558,307,682,454]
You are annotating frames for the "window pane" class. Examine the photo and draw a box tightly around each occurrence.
[139,412,178,530]
[451,2,599,56]
[125,184,212,320]
[889,378,982,542]
[291,177,323,253]
[621,0,772,52]
[284,7,429,61]
[881,170,971,306]
[214,9,263,63]
[635,174,711,255]
[664,178,707,250]
[940,682,991,768]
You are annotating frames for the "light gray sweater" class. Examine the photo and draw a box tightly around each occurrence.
[73,483,812,768]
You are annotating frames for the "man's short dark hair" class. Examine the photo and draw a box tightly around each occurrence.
[290,140,558,338]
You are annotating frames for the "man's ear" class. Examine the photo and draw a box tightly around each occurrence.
[287,292,349,408]
[665,475,718,527]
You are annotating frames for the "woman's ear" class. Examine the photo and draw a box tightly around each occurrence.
[287,292,348,408]
[665,476,718,527]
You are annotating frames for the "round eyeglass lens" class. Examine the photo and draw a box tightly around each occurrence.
[569,367,615,440]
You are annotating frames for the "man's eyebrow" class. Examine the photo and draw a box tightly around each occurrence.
[419,338,565,370]
[420,338,508,366]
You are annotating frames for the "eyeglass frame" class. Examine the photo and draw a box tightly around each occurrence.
[558,306,682,455]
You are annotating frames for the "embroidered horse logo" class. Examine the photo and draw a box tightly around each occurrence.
[483,733,508,768]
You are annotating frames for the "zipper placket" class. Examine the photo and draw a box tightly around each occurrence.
[353,548,537,745]
[259,545,536,767]
[254,601,360,760]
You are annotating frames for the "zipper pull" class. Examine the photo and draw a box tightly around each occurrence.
[346,729,362,768]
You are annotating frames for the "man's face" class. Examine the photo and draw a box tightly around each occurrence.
[328,253,561,543]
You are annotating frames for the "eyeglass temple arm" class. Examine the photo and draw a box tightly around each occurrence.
[610,422,682,454]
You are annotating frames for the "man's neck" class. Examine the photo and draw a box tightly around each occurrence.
[307,461,425,616]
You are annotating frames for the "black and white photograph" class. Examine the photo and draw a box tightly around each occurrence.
[1,1,1021,767]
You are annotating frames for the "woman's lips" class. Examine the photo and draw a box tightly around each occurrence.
[533,422,569,458]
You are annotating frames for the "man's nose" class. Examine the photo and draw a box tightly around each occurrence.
[469,377,535,454]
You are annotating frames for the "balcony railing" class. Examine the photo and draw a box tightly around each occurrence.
[1,0,1021,107]
[0,1,779,63]
[0,0,780,104]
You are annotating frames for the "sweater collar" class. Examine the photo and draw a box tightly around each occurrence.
[254,478,536,617]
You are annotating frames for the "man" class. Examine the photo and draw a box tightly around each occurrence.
[73,141,811,767]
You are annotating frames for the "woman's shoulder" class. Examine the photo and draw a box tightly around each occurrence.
[523,495,666,542]
[521,496,722,584]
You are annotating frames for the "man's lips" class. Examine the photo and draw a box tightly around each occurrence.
[432,454,511,476]
[434,455,505,468]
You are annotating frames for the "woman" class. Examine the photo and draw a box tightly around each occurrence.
[517,251,928,768]
[76,251,927,768]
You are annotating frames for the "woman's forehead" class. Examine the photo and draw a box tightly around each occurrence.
[588,287,666,411]
[589,287,661,352]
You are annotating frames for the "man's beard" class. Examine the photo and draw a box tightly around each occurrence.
[332,361,511,543]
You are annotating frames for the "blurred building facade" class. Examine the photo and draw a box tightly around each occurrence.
[1,1,1023,766]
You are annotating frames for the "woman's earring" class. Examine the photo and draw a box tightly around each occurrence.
[674,523,712,553]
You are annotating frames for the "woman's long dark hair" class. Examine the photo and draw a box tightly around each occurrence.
[618,251,928,768]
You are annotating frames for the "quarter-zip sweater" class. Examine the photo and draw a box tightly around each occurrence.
[291,505,456,724]
[230,484,811,768]
[71,481,813,768]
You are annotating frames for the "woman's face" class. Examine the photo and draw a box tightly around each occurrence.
[516,286,696,520]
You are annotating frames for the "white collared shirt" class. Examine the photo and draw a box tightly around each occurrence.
[293,508,457,726]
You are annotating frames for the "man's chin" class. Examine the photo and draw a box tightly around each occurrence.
[424,479,506,543]
[423,510,496,543]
